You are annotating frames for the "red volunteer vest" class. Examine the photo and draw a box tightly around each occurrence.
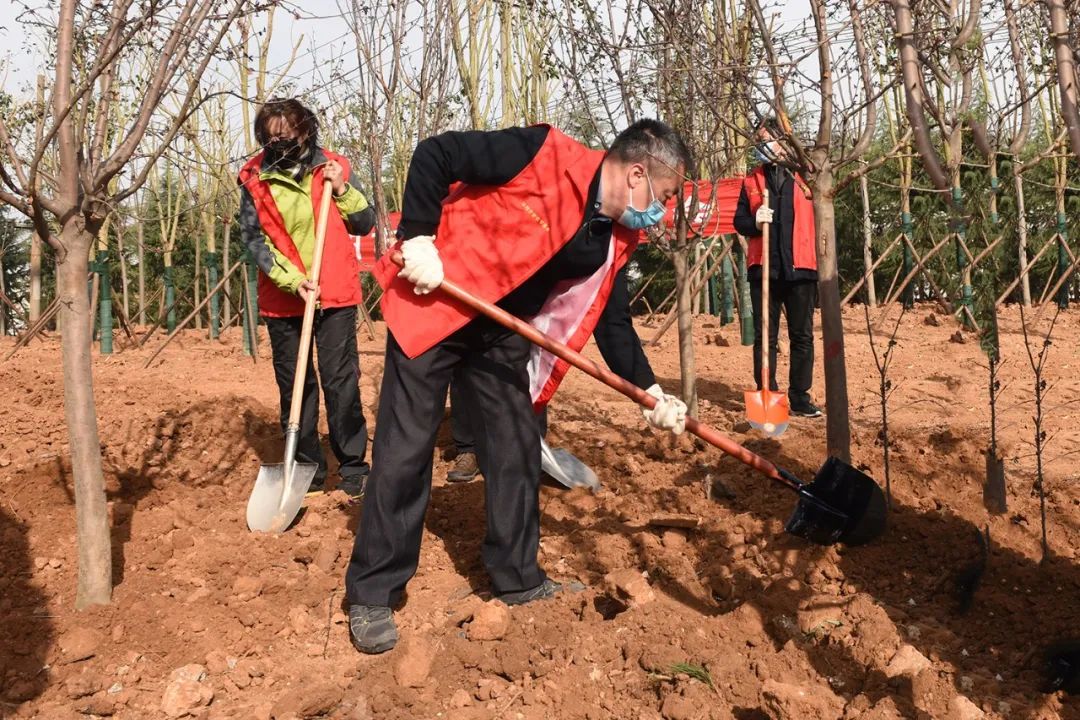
[375,126,640,407]
[743,166,817,271]
[237,151,363,317]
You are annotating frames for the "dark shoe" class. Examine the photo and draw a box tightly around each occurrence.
[790,400,823,418]
[447,452,479,483]
[337,475,367,497]
[349,605,397,654]
[496,578,586,606]
[306,477,327,495]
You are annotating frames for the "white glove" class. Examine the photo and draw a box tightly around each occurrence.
[397,235,444,295]
[641,383,687,435]
[755,204,774,228]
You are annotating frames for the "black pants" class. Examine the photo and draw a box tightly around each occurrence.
[749,277,815,404]
[450,368,547,457]
[265,305,370,482]
[346,319,546,607]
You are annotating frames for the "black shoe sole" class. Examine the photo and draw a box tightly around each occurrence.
[337,479,366,497]
[351,635,397,655]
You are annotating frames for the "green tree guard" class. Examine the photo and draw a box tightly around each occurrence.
[86,273,96,340]
[241,288,253,356]
[163,264,176,333]
[96,250,113,354]
[989,176,1000,226]
[206,250,221,340]
[707,265,721,317]
[702,244,719,317]
[956,227,974,329]
[901,212,914,309]
[735,242,754,346]
[1057,214,1070,309]
[952,187,974,330]
[720,254,735,325]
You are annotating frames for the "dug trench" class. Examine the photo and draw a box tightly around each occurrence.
[0,305,1077,719]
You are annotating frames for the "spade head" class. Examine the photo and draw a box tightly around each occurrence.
[785,456,887,546]
[246,460,318,533]
[540,439,600,491]
[745,388,789,438]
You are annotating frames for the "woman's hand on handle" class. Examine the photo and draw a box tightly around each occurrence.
[297,279,320,304]
[324,160,347,196]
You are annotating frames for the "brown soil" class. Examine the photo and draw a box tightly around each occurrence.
[1,304,1079,719]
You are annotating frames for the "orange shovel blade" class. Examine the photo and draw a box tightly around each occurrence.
[744,388,790,437]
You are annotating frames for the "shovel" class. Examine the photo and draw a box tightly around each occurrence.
[1043,640,1080,695]
[391,253,886,546]
[744,187,789,437]
[247,177,335,533]
[541,438,600,491]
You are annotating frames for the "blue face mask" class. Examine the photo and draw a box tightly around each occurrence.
[754,142,780,165]
[618,172,666,229]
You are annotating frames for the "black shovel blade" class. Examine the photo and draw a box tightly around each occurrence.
[784,456,887,546]
[1043,641,1080,695]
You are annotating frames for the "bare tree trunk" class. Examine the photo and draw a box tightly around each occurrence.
[117,221,130,322]
[0,254,7,336]
[672,242,698,418]
[222,218,231,327]
[1015,173,1032,306]
[137,221,146,325]
[1047,0,1080,159]
[59,223,112,607]
[194,237,202,331]
[860,174,876,306]
[691,243,702,314]
[29,75,46,324]
[814,173,851,461]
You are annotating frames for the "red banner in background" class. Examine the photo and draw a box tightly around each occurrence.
[655,177,744,240]
[353,179,745,262]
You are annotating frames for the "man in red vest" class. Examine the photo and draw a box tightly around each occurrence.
[347,121,692,654]
[733,117,822,418]
[237,98,376,497]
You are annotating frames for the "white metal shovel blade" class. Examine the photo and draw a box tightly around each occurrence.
[540,438,600,492]
[246,461,318,533]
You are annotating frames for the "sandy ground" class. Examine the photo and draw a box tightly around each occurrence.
[1,303,1079,719]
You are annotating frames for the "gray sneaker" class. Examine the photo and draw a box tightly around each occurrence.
[349,605,398,654]
[496,578,586,606]
[447,452,480,483]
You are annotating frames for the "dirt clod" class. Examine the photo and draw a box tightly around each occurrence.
[468,601,511,642]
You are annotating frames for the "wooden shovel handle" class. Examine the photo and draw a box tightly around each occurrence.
[389,251,786,482]
[759,187,771,392]
[287,178,335,427]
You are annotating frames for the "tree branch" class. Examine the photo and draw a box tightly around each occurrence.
[104,2,250,200]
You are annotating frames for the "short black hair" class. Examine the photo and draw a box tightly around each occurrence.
[254,97,320,146]
[608,119,693,175]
